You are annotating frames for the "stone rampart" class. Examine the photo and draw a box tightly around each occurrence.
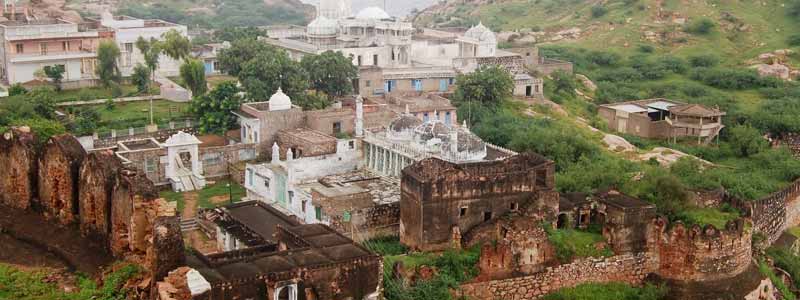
[0,127,36,209]
[651,217,752,282]
[459,253,655,300]
[727,178,800,244]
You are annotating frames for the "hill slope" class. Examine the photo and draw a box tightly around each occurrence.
[414,0,798,65]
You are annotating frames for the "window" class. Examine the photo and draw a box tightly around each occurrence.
[264,177,271,190]
[144,157,157,173]
[510,202,519,211]
[124,43,133,53]
[15,43,23,53]
[459,207,468,217]
[62,41,68,51]
[449,78,455,85]
[315,206,323,221]
[301,200,307,213]
[213,61,220,71]
[40,43,48,55]
[343,211,351,222]
[365,80,371,87]
[536,169,548,188]
[373,54,378,65]
[348,141,355,149]
[423,112,429,122]
[412,79,423,91]
[288,191,294,204]
[357,55,362,66]
[247,169,254,186]
[332,121,342,134]
[526,52,531,56]
[483,211,492,222]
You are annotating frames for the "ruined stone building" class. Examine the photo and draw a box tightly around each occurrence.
[598,98,726,144]
[400,153,558,251]
[0,128,186,294]
[156,200,382,300]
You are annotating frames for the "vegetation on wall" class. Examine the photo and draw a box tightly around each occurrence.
[0,263,142,300]
[541,282,668,300]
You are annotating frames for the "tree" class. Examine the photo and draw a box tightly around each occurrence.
[213,27,265,42]
[300,51,358,99]
[132,64,151,93]
[551,70,577,96]
[43,65,65,91]
[454,65,514,106]
[591,5,608,18]
[239,50,309,105]
[790,0,800,20]
[190,81,243,134]
[217,39,276,76]
[755,97,800,136]
[136,37,161,76]
[180,59,208,96]
[728,124,768,157]
[160,29,191,61]
[96,41,121,88]
[71,108,100,136]
[27,87,57,119]
[8,83,26,96]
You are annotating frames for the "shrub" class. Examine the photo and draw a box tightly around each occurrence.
[658,55,688,74]
[596,67,643,83]
[587,50,621,67]
[688,54,720,68]
[8,83,26,96]
[690,67,781,89]
[789,34,800,46]
[591,5,608,18]
[542,283,668,300]
[637,44,655,53]
[727,124,768,157]
[685,18,716,35]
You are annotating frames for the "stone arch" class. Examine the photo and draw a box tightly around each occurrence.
[557,213,569,229]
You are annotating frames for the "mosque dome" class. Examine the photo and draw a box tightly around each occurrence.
[414,119,451,143]
[355,6,391,20]
[387,114,422,141]
[450,127,486,153]
[308,16,338,36]
[268,88,292,111]
[465,22,497,44]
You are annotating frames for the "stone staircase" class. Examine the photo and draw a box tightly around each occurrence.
[180,218,198,232]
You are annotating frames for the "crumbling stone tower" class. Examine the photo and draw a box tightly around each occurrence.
[38,134,87,224]
[0,127,36,209]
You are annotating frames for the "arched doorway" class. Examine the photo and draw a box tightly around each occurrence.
[557,213,569,229]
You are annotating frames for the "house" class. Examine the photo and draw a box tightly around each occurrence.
[191,42,229,75]
[94,12,188,77]
[598,98,726,144]
[0,19,114,85]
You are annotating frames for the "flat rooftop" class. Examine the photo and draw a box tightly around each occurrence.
[187,223,375,284]
[213,201,299,246]
[278,128,337,145]
[315,170,401,206]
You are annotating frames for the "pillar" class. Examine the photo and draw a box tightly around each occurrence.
[355,96,364,138]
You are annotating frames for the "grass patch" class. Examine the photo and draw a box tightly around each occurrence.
[383,247,481,300]
[787,227,800,238]
[68,100,191,131]
[159,189,185,213]
[197,179,246,209]
[545,226,613,262]
[362,236,408,256]
[767,247,800,290]
[542,282,668,300]
[54,84,159,103]
[0,263,141,300]
[675,206,740,229]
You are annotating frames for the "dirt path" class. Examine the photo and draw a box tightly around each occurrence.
[0,204,113,276]
[181,192,199,219]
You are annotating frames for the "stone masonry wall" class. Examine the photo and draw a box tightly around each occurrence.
[459,253,655,300]
[0,127,36,209]
[38,134,86,225]
[79,151,123,239]
[727,178,800,244]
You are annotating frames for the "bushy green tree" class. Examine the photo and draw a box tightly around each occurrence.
[217,39,276,76]
[95,41,121,88]
[551,70,577,96]
[239,50,309,104]
[454,65,514,106]
[43,65,65,91]
[688,54,719,68]
[685,18,716,35]
[160,29,191,61]
[71,108,100,136]
[301,51,358,99]
[754,97,800,136]
[727,124,768,157]
[132,64,151,93]
[591,5,608,18]
[8,83,26,96]
[180,59,208,96]
[190,81,243,134]
[213,27,266,42]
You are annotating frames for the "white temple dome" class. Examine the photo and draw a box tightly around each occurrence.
[355,6,391,20]
[308,16,338,36]
[465,22,497,43]
[268,88,292,111]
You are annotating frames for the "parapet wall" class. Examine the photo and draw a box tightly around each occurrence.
[459,253,655,300]
[651,217,752,282]
[727,178,800,244]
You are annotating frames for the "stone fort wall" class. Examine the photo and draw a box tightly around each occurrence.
[459,253,655,300]
[727,178,800,244]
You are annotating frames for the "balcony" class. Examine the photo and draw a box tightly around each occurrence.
[9,50,95,63]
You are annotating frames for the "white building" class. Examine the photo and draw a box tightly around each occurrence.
[98,12,188,77]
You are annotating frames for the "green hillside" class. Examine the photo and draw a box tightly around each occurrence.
[416,0,799,65]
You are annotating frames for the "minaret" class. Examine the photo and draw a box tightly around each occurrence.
[355,95,364,138]
[271,142,280,164]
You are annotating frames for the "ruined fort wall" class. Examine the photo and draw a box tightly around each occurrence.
[79,151,123,238]
[651,218,752,282]
[459,253,655,300]
[38,135,86,225]
[0,128,36,209]
[327,202,401,242]
[727,178,800,244]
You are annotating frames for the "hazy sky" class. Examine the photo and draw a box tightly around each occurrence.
[298,0,437,17]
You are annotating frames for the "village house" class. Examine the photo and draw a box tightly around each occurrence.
[598,98,726,144]
[0,18,114,85]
